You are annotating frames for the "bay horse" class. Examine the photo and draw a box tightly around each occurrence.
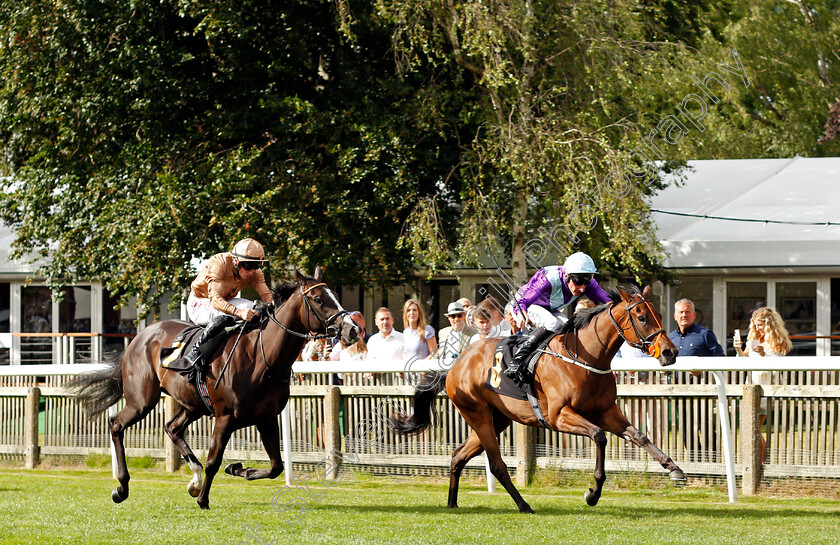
[390,285,685,512]
[72,267,359,509]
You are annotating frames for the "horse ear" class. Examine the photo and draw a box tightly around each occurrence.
[294,268,306,285]
[313,265,324,281]
[643,285,652,299]
[617,287,631,302]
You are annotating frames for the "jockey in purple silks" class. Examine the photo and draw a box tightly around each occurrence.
[503,252,611,382]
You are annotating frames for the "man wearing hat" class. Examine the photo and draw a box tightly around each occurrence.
[184,237,274,368]
[434,301,478,368]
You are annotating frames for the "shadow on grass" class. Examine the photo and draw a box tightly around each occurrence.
[301,500,839,521]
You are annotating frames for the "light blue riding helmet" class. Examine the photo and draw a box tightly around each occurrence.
[563,252,597,274]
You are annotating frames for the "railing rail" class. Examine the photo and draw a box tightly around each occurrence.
[2,356,840,503]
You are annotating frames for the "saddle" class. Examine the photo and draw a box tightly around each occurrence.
[160,322,248,411]
[485,334,556,429]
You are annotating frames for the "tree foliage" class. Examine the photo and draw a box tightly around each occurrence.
[0,0,463,313]
[378,0,710,283]
[1,0,838,315]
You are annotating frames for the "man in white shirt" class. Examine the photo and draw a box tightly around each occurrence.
[367,307,404,360]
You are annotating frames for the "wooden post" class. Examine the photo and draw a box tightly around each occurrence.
[164,396,181,473]
[514,422,534,486]
[323,386,342,480]
[24,387,41,469]
[741,383,763,495]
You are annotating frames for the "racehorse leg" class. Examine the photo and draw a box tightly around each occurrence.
[448,410,511,509]
[164,406,205,497]
[551,405,608,506]
[597,405,686,481]
[461,408,533,513]
[196,415,236,510]
[448,431,484,509]
[225,417,284,480]
[108,391,160,503]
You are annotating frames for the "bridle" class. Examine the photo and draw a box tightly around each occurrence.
[265,282,348,341]
[541,294,666,374]
[215,281,349,382]
[607,295,666,359]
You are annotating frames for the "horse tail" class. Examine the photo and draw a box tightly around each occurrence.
[70,353,124,421]
[389,370,448,435]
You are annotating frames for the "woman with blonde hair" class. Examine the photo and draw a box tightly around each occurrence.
[402,299,437,359]
[734,306,792,463]
[735,306,793,358]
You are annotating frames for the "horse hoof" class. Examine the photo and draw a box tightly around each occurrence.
[187,483,200,497]
[584,489,600,507]
[111,487,127,504]
[669,469,687,481]
[519,503,535,514]
[225,462,243,476]
[197,498,210,510]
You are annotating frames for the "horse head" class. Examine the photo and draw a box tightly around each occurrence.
[293,266,360,346]
[616,286,678,366]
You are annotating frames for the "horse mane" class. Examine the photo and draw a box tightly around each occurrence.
[558,286,642,334]
[272,281,300,307]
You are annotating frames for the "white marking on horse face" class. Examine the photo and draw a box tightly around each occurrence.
[325,288,344,312]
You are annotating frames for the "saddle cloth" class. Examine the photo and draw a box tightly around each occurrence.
[160,325,204,374]
[484,333,556,429]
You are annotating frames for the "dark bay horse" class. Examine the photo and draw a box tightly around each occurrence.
[72,267,359,509]
[391,286,685,512]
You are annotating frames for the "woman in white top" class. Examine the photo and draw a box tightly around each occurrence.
[734,306,792,463]
[402,299,437,359]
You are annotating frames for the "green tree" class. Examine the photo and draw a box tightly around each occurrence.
[0,0,455,314]
[380,0,717,285]
[674,0,840,158]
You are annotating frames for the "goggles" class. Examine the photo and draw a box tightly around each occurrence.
[238,260,263,271]
[568,273,593,286]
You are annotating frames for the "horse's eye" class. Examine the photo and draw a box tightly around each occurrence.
[638,314,647,324]
[313,296,323,305]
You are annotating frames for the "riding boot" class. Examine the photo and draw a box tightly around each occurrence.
[184,315,236,369]
[503,327,553,382]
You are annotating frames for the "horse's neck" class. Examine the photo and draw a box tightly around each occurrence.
[263,298,308,373]
[572,311,624,365]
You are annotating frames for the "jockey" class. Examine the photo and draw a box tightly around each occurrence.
[184,237,274,368]
[502,252,611,382]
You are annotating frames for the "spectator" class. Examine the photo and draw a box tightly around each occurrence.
[301,337,332,361]
[668,298,724,455]
[734,306,792,463]
[458,297,473,312]
[669,298,725,360]
[435,302,477,368]
[574,297,597,314]
[330,311,368,362]
[469,307,494,344]
[477,296,512,339]
[367,307,404,361]
[402,299,437,359]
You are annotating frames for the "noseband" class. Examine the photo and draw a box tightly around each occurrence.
[607,297,666,359]
[266,282,348,340]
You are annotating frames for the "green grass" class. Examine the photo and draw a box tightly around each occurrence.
[0,465,838,544]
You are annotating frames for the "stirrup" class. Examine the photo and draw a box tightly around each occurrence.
[184,347,202,367]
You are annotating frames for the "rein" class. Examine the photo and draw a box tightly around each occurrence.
[265,283,347,341]
[549,295,665,373]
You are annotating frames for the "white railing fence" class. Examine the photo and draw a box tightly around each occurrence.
[1,356,840,504]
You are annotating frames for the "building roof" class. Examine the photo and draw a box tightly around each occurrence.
[652,157,840,269]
